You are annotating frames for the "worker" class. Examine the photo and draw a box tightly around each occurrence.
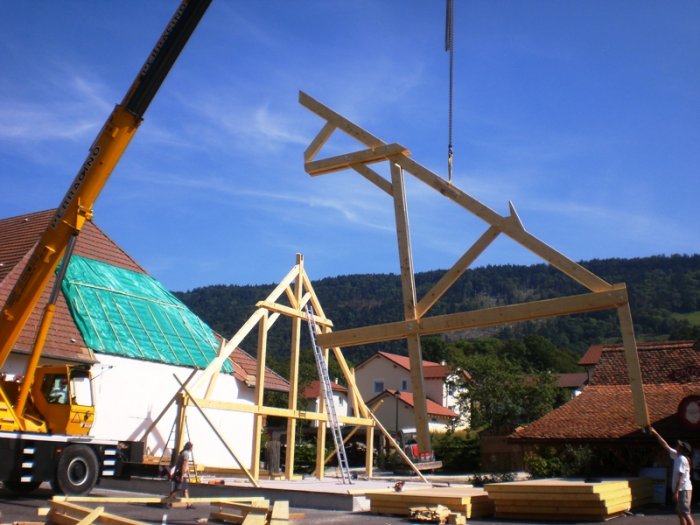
[648,427,695,525]
[166,442,194,509]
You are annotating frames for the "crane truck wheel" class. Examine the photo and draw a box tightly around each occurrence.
[52,444,99,495]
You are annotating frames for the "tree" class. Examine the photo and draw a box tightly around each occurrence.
[456,353,559,434]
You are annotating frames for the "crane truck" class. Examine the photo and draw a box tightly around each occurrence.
[0,0,211,495]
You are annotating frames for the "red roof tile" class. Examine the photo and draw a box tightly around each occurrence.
[229,348,289,393]
[301,379,347,399]
[578,344,604,367]
[557,372,588,389]
[513,383,700,441]
[513,340,700,441]
[357,351,456,380]
[0,210,145,364]
[368,389,458,418]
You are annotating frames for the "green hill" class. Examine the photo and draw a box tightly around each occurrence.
[175,254,700,369]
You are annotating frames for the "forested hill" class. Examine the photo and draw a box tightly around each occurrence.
[175,254,700,365]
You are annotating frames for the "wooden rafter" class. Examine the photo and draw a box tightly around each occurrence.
[299,91,650,450]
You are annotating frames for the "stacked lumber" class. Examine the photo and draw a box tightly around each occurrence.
[485,478,653,522]
[366,486,494,518]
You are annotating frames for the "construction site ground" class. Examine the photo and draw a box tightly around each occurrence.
[0,476,692,525]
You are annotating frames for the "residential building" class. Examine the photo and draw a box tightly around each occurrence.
[0,210,289,470]
[354,351,468,432]
[366,389,458,434]
[301,379,349,427]
[511,340,700,476]
[556,372,588,400]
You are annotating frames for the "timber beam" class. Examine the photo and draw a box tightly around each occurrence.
[318,286,629,349]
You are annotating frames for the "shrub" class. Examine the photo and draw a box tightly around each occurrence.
[432,430,480,472]
[524,445,594,479]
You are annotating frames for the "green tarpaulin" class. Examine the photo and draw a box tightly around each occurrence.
[61,255,230,371]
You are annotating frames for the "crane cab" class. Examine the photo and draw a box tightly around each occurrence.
[31,366,95,435]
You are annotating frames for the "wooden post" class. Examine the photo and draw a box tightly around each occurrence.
[366,421,375,478]
[617,303,650,426]
[284,254,304,479]
[390,161,430,453]
[174,392,187,460]
[251,312,268,480]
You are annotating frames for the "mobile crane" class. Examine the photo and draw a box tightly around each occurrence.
[0,0,211,495]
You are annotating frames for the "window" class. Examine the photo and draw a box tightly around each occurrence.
[71,373,94,407]
[373,380,384,393]
[401,379,408,391]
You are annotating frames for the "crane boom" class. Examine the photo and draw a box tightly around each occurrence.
[0,0,211,369]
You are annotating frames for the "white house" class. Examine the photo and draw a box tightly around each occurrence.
[301,379,349,427]
[0,210,289,471]
[354,351,469,432]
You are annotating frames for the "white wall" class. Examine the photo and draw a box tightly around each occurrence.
[306,390,349,427]
[373,394,415,434]
[355,357,410,401]
[90,354,255,470]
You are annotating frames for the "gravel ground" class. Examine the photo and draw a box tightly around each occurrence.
[0,485,695,525]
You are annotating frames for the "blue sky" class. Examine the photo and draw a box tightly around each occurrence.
[1,1,698,292]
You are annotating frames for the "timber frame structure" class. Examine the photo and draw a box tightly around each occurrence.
[299,91,650,454]
[142,253,431,484]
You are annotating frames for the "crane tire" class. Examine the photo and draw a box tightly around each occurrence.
[53,444,99,495]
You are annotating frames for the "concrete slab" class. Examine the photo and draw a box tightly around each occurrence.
[100,475,436,511]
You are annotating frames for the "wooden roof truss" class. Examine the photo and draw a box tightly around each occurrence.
[299,91,650,453]
[144,253,430,484]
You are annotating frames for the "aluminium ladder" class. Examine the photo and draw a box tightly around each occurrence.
[304,304,352,484]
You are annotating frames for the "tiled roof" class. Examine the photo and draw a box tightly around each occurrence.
[368,389,458,418]
[0,210,145,363]
[357,350,461,380]
[578,344,604,367]
[513,340,700,441]
[0,210,290,392]
[301,379,347,399]
[229,348,290,393]
[557,372,588,389]
[590,340,700,385]
[513,383,700,441]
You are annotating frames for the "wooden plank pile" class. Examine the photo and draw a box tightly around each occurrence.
[46,500,147,525]
[365,486,494,519]
[39,496,293,525]
[485,478,653,521]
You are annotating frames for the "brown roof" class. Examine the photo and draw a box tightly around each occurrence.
[1,210,290,394]
[557,372,588,389]
[301,379,347,399]
[229,348,290,393]
[367,389,459,419]
[357,351,469,381]
[578,344,604,367]
[513,340,700,442]
[0,210,145,364]
[591,340,700,385]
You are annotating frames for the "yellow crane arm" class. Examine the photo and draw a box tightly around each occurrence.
[0,0,212,369]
